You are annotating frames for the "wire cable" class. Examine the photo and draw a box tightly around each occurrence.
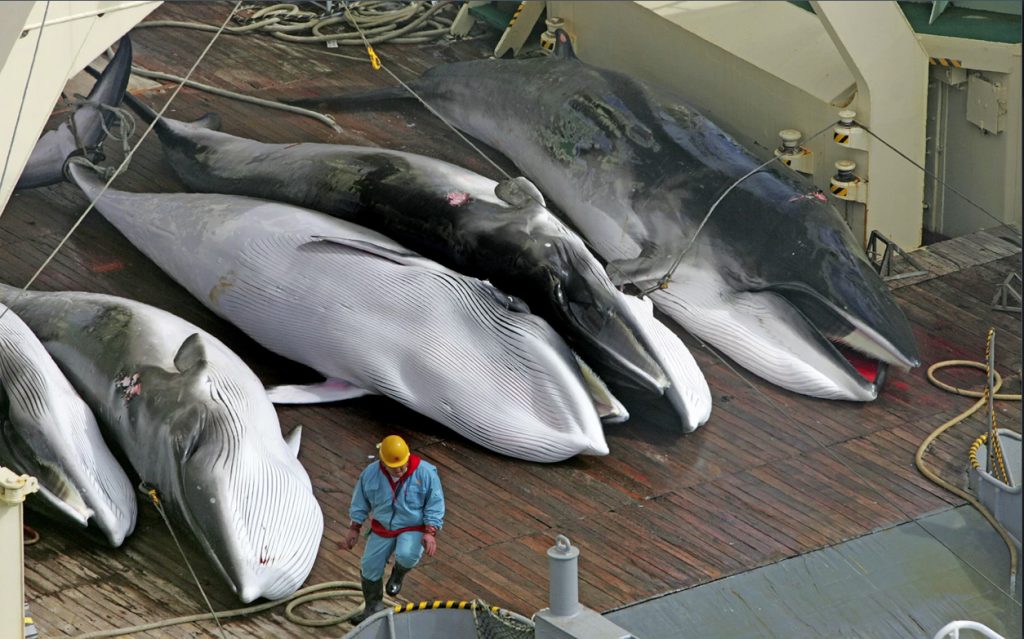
[638,119,839,295]
[0,1,243,327]
[141,486,227,639]
[342,0,513,183]
[857,121,1021,238]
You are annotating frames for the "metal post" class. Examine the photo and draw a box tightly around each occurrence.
[1,467,38,639]
[987,331,998,478]
[547,534,580,617]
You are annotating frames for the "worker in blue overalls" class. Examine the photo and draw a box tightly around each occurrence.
[345,434,445,624]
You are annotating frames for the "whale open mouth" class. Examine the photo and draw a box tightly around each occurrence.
[777,286,914,395]
[833,340,886,386]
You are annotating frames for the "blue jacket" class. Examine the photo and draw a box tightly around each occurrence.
[350,456,445,532]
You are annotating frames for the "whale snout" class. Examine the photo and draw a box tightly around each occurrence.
[556,239,669,394]
[486,316,609,461]
[182,447,323,602]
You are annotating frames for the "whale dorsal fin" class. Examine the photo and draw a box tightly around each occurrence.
[308,236,421,266]
[553,29,577,60]
[173,333,210,373]
[285,425,302,457]
[189,112,222,131]
[495,177,545,208]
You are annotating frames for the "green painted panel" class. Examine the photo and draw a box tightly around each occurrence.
[789,2,1022,43]
[902,2,1022,44]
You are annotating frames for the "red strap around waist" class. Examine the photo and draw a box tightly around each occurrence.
[370,519,426,538]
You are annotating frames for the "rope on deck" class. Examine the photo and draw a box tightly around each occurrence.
[133,2,457,46]
[916,328,1021,592]
[71,581,399,638]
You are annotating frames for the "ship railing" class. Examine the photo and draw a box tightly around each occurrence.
[932,620,1007,639]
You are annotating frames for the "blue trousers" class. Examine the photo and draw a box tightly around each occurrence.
[360,531,425,581]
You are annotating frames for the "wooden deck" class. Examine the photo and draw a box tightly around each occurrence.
[7,3,1022,637]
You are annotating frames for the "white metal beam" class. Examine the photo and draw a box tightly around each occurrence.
[0,1,161,217]
[811,1,929,248]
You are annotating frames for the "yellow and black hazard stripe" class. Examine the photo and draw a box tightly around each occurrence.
[507,2,527,27]
[929,57,963,68]
[393,600,503,614]
[829,184,850,198]
[833,132,850,145]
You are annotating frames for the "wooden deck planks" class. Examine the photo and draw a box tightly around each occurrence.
[4,2,1021,637]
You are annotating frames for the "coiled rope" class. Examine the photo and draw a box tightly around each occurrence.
[916,329,1021,590]
[122,2,457,131]
[134,1,456,46]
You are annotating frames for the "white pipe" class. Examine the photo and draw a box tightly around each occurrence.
[1,468,39,639]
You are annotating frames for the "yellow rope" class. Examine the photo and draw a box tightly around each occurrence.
[917,353,1021,590]
[969,433,988,470]
[984,329,1011,484]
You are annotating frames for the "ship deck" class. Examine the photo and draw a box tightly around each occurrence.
[7,3,1022,637]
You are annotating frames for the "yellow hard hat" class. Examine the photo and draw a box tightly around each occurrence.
[378,435,410,468]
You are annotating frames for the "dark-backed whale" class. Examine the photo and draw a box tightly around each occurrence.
[300,32,920,401]
[120,93,673,399]
[66,162,610,462]
[0,284,323,602]
[15,36,132,190]
[0,302,135,546]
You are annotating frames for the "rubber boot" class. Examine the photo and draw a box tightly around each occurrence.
[386,563,412,596]
[350,576,385,625]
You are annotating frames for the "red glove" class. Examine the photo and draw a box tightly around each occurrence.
[344,522,362,550]
[422,533,437,557]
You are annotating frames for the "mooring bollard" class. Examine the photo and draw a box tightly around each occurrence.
[536,534,636,639]
[548,534,581,617]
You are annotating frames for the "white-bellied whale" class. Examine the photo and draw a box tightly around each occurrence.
[298,31,920,401]
[66,161,610,462]
[116,95,710,430]
[0,301,135,546]
[0,284,323,603]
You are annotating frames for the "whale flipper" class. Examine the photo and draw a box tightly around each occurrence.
[308,235,421,265]
[266,379,374,405]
